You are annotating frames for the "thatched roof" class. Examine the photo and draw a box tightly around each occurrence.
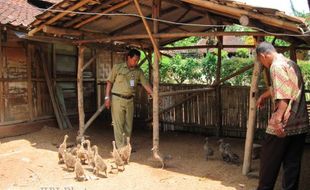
[27,0,310,46]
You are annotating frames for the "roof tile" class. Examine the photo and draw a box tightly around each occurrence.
[0,0,42,27]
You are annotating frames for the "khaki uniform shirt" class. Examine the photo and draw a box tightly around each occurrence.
[267,54,309,136]
[107,63,149,96]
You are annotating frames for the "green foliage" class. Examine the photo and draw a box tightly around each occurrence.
[236,48,250,58]
[201,53,217,84]
[298,59,310,90]
[264,36,290,46]
[169,54,201,84]
[167,36,201,47]
[221,57,254,86]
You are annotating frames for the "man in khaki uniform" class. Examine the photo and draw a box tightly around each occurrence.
[105,49,152,148]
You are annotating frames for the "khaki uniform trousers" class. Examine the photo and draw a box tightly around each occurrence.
[111,95,134,148]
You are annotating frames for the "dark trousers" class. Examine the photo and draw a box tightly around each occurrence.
[257,133,306,190]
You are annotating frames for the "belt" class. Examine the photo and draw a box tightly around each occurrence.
[112,93,134,99]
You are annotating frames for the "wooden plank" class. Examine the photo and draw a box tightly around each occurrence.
[77,46,85,138]
[74,0,132,29]
[28,0,94,36]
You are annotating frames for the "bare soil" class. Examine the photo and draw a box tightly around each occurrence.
[0,121,309,190]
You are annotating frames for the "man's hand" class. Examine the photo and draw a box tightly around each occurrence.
[256,95,265,109]
[105,99,111,109]
[272,123,286,138]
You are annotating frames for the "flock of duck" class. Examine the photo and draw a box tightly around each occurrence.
[57,135,241,181]
[57,134,131,181]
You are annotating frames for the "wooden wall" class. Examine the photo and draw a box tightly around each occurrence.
[0,28,98,126]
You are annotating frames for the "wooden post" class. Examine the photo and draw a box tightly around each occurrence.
[290,45,297,63]
[149,0,164,168]
[0,27,4,122]
[147,50,153,83]
[242,51,262,175]
[77,46,85,139]
[215,36,223,137]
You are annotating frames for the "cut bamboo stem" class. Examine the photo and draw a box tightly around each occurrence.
[77,46,86,139]
[242,56,262,175]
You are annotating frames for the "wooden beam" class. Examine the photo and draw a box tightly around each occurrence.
[74,0,131,29]
[28,0,94,36]
[43,26,108,39]
[138,57,147,67]
[63,0,114,27]
[43,25,82,37]
[75,31,278,44]
[82,53,98,71]
[77,46,85,138]
[133,0,161,60]
[22,35,73,45]
[84,104,105,131]
[242,38,262,175]
[180,0,302,33]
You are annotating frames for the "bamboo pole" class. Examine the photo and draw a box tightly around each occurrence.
[146,93,202,122]
[138,57,147,67]
[77,46,86,139]
[133,0,161,60]
[84,104,105,131]
[82,53,98,71]
[74,0,131,28]
[180,0,302,33]
[28,0,94,36]
[242,55,262,175]
[213,64,254,86]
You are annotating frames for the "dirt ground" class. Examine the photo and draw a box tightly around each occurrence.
[0,121,309,190]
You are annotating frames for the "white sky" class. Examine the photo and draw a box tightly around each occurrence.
[237,0,309,15]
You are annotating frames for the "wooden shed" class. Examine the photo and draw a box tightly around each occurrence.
[1,0,309,174]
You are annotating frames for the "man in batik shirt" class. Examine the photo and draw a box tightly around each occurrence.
[255,42,309,190]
